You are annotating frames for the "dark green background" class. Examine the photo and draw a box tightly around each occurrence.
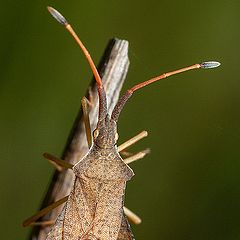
[0,0,239,239]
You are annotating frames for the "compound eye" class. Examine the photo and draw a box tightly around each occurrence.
[93,129,99,139]
[115,132,119,141]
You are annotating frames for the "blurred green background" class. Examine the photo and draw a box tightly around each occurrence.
[0,0,239,239]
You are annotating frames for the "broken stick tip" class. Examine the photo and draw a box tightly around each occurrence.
[47,6,68,25]
[200,61,221,69]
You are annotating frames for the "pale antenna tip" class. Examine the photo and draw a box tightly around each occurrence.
[200,61,221,69]
[47,6,68,25]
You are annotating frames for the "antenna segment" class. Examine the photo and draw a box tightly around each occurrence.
[111,61,221,121]
[47,6,107,121]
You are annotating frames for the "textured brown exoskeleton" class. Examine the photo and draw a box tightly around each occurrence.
[23,6,220,240]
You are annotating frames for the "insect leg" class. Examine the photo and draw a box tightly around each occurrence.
[117,130,148,153]
[124,148,150,165]
[28,220,55,226]
[81,96,92,148]
[123,206,141,225]
[22,196,69,227]
[43,153,73,170]
[119,150,133,157]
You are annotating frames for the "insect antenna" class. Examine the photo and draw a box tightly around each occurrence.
[111,61,220,121]
[47,6,107,121]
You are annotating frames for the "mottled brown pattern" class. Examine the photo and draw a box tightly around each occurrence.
[47,145,134,240]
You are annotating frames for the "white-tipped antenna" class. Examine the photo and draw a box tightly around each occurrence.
[47,6,68,25]
[47,6,108,121]
[111,60,221,121]
[200,61,221,69]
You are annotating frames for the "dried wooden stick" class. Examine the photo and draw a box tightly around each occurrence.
[29,38,130,240]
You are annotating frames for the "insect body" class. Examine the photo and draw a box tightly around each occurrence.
[47,113,134,239]
[45,7,138,239]
[24,6,220,240]
[48,143,134,239]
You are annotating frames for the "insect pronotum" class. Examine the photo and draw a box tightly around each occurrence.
[23,6,220,240]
